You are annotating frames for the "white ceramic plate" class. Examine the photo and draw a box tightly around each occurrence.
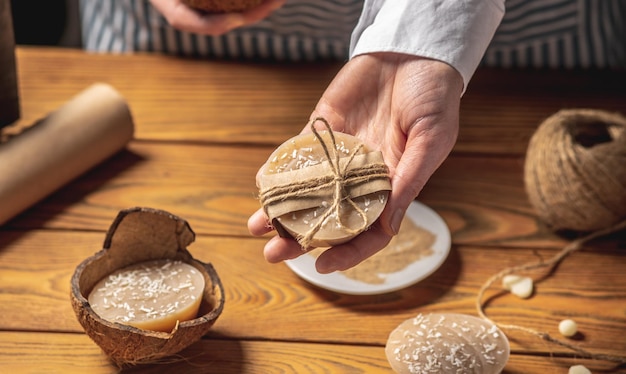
[285,201,451,295]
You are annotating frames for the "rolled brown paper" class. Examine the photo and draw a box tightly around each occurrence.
[0,0,20,128]
[0,83,134,225]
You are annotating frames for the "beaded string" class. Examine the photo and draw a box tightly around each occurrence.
[476,220,626,364]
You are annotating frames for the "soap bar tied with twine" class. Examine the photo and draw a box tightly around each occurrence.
[477,109,626,365]
[258,117,391,249]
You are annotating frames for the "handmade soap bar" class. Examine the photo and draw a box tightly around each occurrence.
[88,259,205,332]
[386,313,510,374]
[258,119,391,248]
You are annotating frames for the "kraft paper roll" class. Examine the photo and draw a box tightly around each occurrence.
[0,83,134,225]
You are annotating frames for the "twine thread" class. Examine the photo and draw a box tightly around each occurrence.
[477,109,626,364]
[476,220,626,364]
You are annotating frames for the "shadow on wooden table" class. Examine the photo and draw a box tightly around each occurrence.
[501,355,626,374]
[1,148,144,230]
[120,338,244,373]
[292,245,462,313]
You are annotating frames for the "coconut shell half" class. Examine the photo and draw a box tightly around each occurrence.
[70,207,225,367]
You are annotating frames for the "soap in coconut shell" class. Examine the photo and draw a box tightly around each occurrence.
[181,0,263,13]
[70,207,225,367]
[386,313,510,374]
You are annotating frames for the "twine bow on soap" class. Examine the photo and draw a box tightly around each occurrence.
[259,117,390,249]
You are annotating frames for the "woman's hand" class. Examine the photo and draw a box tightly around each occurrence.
[248,52,463,274]
[150,0,285,35]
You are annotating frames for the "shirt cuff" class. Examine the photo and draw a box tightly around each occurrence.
[350,0,505,93]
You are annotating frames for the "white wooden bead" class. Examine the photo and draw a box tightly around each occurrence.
[559,319,578,337]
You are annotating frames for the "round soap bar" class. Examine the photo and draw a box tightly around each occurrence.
[386,313,510,374]
[259,130,390,247]
[88,260,205,332]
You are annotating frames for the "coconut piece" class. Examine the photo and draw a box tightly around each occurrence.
[181,0,263,13]
[502,274,534,299]
[70,207,224,367]
[385,313,510,374]
[258,119,391,248]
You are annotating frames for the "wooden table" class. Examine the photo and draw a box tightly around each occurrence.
[1,47,625,373]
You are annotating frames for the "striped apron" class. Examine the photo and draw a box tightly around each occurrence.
[80,0,625,68]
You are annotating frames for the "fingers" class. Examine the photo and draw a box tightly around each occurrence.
[259,223,393,273]
[248,203,306,264]
[250,209,394,271]
[263,235,305,263]
[249,210,310,264]
[150,0,239,34]
[150,0,285,35]
[247,208,273,236]
[248,210,303,264]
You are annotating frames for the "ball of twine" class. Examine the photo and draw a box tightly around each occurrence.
[524,108,626,232]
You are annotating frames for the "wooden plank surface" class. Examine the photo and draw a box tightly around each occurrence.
[1,229,624,359]
[13,47,335,146]
[13,47,626,154]
[2,332,619,374]
[4,141,568,250]
[2,47,625,373]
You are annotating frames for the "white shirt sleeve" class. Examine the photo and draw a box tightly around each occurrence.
[350,0,505,92]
